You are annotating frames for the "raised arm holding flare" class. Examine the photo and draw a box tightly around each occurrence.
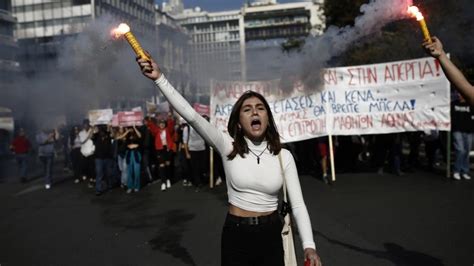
[137,56,321,266]
[423,37,474,105]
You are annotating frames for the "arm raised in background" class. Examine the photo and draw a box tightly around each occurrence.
[137,56,230,155]
[423,36,474,105]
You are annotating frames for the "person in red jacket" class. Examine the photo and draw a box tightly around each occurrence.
[10,128,31,182]
[146,113,176,191]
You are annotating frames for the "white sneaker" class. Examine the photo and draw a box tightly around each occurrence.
[453,173,461,180]
[166,179,171,188]
[45,184,51,189]
[161,183,166,191]
[462,173,471,180]
[215,177,222,186]
[82,176,87,181]
[126,188,132,194]
[74,179,80,184]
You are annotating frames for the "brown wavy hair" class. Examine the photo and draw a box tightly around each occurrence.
[227,91,281,160]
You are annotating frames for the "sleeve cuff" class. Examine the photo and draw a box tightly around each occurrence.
[303,242,316,250]
[155,74,166,85]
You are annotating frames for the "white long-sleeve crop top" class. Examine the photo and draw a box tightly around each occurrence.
[154,75,316,250]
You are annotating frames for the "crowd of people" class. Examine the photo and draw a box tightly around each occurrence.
[9,113,225,195]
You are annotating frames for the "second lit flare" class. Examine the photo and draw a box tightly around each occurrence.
[112,23,150,61]
[407,6,431,43]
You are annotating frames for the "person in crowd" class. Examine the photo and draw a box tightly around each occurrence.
[406,132,422,172]
[124,125,142,193]
[137,56,321,266]
[140,120,156,185]
[114,126,129,188]
[91,125,115,195]
[36,128,59,189]
[423,129,440,171]
[59,123,71,170]
[10,128,31,183]
[176,118,192,186]
[450,93,473,180]
[182,116,207,191]
[145,113,176,191]
[78,119,95,187]
[423,37,474,105]
[69,126,83,183]
[315,136,331,184]
[374,133,403,176]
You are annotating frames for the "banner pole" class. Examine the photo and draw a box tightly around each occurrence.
[328,135,336,182]
[446,131,451,178]
[210,147,214,188]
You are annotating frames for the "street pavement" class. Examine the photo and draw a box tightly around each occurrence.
[0,156,472,266]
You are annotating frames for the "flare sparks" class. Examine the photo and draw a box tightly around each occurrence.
[407,6,432,43]
[111,23,150,61]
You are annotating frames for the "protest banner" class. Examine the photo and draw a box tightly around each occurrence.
[211,57,450,143]
[111,114,119,127]
[146,101,157,115]
[117,111,144,127]
[193,103,210,116]
[88,109,113,126]
[157,102,170,114]
[0,117,14,132]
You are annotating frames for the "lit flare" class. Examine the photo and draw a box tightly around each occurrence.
[111,23,150,60]
[407,6,431,43]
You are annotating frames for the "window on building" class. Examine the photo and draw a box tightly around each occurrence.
[72,0,89,6]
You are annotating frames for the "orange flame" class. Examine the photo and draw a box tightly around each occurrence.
[407,5,431,43]
[111,23,130,39]
[407,6,424,21]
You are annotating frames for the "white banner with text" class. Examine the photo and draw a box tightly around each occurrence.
[210,57,450,143]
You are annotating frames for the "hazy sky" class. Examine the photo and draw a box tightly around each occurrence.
[156,0,307,12]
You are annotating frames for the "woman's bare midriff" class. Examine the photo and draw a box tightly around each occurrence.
[229,204,274,217]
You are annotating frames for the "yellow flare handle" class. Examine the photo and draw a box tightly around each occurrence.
[419,19,432,43]
[124,32,150,60]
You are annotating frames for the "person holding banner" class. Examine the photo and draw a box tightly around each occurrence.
[423,37,474,105]
[137,56,321,266]
[36,128,59,189]
[145,115,176,192]
[124,125,143,193]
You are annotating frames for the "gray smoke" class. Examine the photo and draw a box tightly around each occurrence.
[299,0,413,90]
[12,14,161,130]
[246,0,414,92]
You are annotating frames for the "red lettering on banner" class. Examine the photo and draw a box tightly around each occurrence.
[390,62,416,82]
[348,67,377,86]
[323,70,338,85]
[278,110,308,122]
[332,115,374,130]
[420,61,435,79]
[381,112,415,128]
[213,81,274,98]
[434,59,441,76]
[287,119,326,137]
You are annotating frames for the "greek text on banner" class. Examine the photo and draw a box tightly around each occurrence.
[210,57,450,143]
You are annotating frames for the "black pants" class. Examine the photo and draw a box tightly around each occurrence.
[221,212,284,266]
[189,150,206,187]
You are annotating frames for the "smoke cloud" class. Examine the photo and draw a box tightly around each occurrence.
[11,14,161,130]
[246,0,415,92]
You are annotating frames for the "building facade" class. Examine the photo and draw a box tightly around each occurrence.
[176,8,243,98]
[0,0,20,80]
[0,0,21,109]
[12,0,155,73]
[0,0,18,153]
[155,7,191,101]
[166,0,325,95]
